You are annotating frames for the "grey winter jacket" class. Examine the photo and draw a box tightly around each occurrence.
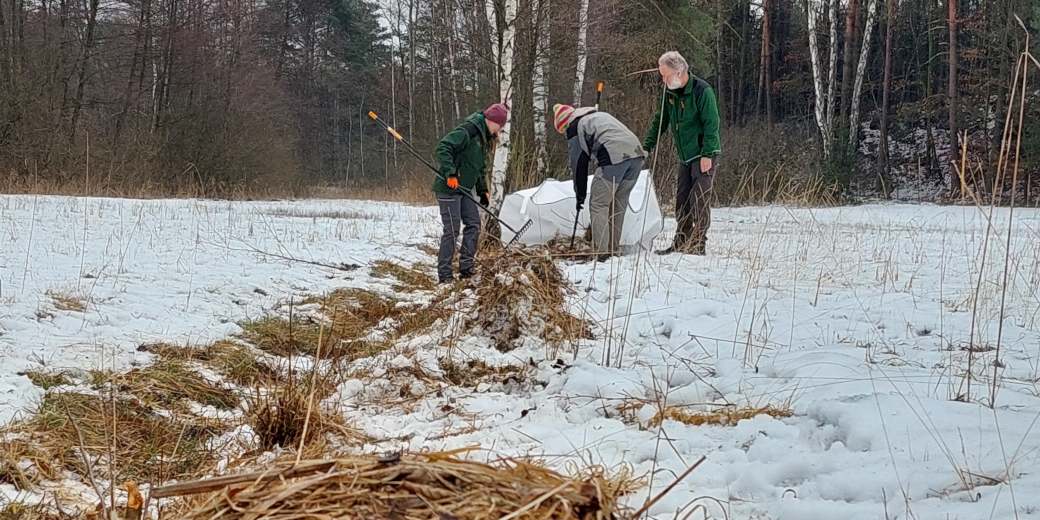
[565,108,645,204]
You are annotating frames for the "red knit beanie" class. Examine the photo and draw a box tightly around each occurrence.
[483,103,509,126]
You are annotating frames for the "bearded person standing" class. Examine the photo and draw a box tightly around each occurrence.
[643,51,722,256]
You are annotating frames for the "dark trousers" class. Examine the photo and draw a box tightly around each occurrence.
[437,193,480,280]
[673,160,715,253]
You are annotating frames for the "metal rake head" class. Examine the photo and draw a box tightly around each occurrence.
[506,219,534,247]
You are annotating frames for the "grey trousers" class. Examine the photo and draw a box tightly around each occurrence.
[437,193,480,279]
[589,158,642,255]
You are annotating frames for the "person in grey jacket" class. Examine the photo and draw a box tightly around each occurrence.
[553,103,646,262]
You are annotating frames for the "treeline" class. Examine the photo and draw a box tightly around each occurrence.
[2,0,1040,204]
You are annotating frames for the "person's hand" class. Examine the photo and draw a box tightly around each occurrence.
[446,176,459,189]
[480,193,490,207]
[700,157,713,174]
[575,200,584,212]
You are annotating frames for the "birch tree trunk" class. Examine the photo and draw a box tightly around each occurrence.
[532,0,549,177]
[408,0,415,137]
[840,0,858,119]
[806,0,830,156]
[572,0,589,105]
[825,0,838,143]
[880,0,894,179]
[757,0,771,122]
[948,0,958,169]
[848,0,878,145]
[489,0,516,211]
[445,0,460,120]
[485,0,499,86]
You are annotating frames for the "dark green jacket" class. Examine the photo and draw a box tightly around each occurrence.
[432,112,492,195]
[643,75,722,164]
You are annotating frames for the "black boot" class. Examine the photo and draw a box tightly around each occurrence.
[459,268,475,279]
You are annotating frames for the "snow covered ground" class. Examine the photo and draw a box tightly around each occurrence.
[2,195,1040,520]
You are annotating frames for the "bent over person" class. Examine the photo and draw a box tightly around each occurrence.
[553,103,645,262]
[433,103,508,284]
[643,51,721,256]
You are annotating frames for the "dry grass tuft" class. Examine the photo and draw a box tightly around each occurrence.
[241,289,447,360]
[19,371,72,390]
[1,391,222,485]
[466,249,593,353]
[137,341,277,386]
[248,382,359,452]
[370,260,435,292]
[438,358,523,387]
[648,405,793,427]
[0,438,61,491]
[47,291,85,312]
[0,502,61,520]
[114,360,239,410]
[178,451,635,520]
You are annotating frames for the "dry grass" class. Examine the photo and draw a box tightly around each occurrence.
[137,341,277,386]
[241,289,447,359]
[2,391,222,486]
[114,359,239,411]
[20,371,72,390]
[309,181,432,204]
[0,438,61,491]
[371,260,436,292]
[3,174,308,200]
[47,291,85,312]
[178,451,635,520]
[0,503,62,520]
[466,249,593,353]
[648,405,793,427]
[248,380,360,452]
[438,358,524,387]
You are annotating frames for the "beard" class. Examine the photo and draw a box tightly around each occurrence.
[665,78,683,89]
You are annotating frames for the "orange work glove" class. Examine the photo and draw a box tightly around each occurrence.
[446,177,459,189]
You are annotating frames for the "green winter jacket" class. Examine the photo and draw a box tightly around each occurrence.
[643,75,722,164]
[432,112,492,195]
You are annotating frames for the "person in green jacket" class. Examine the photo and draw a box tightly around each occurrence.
[644,51,722,256]
[432,103,508,284]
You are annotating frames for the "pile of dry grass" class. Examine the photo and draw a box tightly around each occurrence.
[175,452,636,520]
[467,249,592,353]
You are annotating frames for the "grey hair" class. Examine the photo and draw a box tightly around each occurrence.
[658,51,688,73]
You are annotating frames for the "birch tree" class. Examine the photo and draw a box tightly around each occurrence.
[489,0,516,210]
[948,0,958,160]
[572,0,589,105]
[806,0,829,155]
[532,0,550,177]
[880,0,895,177]
[825,0,838,142]
[806,0,839,157]
[848,0,878,145]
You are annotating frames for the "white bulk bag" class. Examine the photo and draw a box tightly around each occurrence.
[499,170,663,250]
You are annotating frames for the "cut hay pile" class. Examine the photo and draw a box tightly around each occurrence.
[467,249,592,353]
[174,452,635,520]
